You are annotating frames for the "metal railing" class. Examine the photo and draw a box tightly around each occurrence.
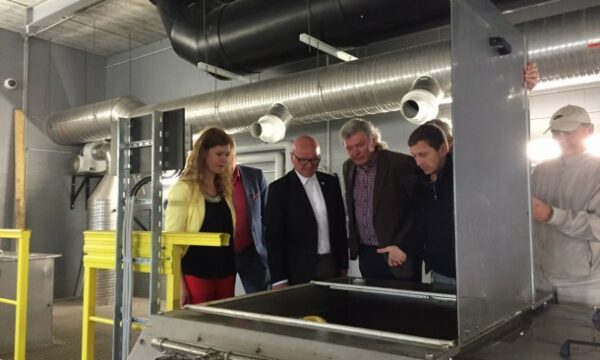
[0,228,31,360]
[81,230,229,360]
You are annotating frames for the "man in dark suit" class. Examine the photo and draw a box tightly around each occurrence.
[265,135,348,288]
[340,118,421,281]
[231,148,270,293]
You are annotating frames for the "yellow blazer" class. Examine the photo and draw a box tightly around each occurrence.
[165,180,236,238]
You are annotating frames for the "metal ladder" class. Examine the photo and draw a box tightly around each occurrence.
[113,111,164,360]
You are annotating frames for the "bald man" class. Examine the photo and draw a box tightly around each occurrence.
[265,135,348,288]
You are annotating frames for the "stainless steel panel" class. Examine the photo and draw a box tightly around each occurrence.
[191,282,457,344]
[0,253,60,352]
[460,303,600,359]
[129,283,460,359]
[451,0,533,345]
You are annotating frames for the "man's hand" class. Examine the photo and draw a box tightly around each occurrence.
[532,197,553,222]
[377,245,407,267]
[524,62,539,91]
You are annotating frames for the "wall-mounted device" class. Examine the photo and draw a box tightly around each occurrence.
[3,78,18,90]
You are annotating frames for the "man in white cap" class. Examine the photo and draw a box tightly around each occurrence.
[531,104,600,305]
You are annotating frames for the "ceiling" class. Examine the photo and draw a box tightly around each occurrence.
[1,0,599,59]
[0,0,227,57]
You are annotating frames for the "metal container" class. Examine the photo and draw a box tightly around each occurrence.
[130,281,460,360]
[0,252,61,352]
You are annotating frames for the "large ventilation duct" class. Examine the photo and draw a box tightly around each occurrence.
[153,0,550,75]
[46,96,144,145]
[47,7,600,145]
[153,0,453,74]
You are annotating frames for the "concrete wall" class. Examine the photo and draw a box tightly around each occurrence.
[0,29,23,229]
[0,28,106,298]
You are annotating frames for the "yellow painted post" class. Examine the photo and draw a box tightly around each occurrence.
[164,244,182,311]
[81,265,97,360]
[13,229,30,360]
[79,230,229,357]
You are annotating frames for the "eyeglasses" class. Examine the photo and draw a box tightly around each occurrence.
[292,154,321,166]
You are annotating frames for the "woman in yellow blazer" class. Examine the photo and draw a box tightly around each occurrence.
[165,127,236,305]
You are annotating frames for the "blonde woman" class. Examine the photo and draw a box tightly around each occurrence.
[165,127,236,305]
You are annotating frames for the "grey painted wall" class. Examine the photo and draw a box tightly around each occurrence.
[0,29,23,230]
[0,28,106,298]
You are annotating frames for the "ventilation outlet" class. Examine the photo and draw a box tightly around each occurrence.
[400,76,443,124]
[250,103,292,143]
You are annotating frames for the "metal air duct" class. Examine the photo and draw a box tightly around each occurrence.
[87,144,118,305]
[46,96,144,145]
[153,0,453,74]
[153,0,553,75]
[46,7,600,145]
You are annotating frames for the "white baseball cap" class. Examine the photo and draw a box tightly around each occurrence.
[545,105,592,133]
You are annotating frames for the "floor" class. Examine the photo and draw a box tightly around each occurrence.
[0,297,145,360]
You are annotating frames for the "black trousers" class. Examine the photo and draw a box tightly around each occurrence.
[235,245,270,293]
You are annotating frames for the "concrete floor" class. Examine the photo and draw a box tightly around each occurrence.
[0,297,145,360]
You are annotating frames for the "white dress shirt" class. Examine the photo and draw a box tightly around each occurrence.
[295,171,331,255]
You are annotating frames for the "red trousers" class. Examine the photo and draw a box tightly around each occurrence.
[183,274,235,304]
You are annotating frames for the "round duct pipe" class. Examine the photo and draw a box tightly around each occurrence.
[250,103,292,144]
[400,76,444,124]
[87,150,118,305]
[47,96,144,145]
[46,7,600,145]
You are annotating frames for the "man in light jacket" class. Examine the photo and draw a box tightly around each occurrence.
[531,104,600,305]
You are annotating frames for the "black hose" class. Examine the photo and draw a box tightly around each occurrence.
[130,176,152,197]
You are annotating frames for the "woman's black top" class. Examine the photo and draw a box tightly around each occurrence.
[181,198,235,278]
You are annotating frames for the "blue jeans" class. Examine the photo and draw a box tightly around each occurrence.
[431,271,456,286]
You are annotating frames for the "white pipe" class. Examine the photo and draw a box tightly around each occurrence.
[250,103,292,144]
[400,76,444,125]
[400,89,440,125]
[250,116,286,144]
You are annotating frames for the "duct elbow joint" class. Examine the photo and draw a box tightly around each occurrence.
[400,76,443,125]
[251,103,292,144]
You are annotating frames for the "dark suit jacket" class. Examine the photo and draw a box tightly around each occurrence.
[343,149,421,279]
[265,170,349,285]
[236,165,270,292]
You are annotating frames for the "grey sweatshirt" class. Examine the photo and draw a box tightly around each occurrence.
[531,153,600,305]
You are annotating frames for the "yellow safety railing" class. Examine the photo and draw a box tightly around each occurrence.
[0,229,31,360]
[81,230,229,360]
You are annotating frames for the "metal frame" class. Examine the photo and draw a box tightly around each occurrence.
[451,0,534,346]
[149,111,163,315]
[114,112,163,359]
[312,280,457,303]
[197,61,252,83]
[187,303,455,348]
[80,230,229,360]
[113,116,130,360]
[0,229,31,360]
[299,33,358,62]
[25,0,102,35]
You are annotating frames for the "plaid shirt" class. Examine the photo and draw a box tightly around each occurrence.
[353,155,379,246]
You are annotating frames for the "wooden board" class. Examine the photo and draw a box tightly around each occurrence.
[14,109,25,229]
